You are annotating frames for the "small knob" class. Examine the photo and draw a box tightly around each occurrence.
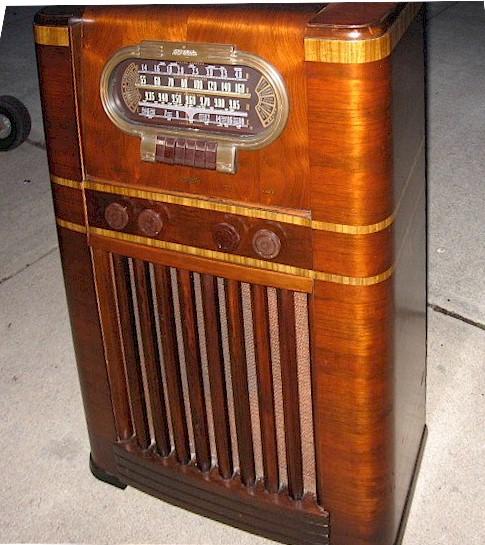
[212,222,240,252]
[252,229,281,259]
[104,202,129,230]
[138,208,164,237]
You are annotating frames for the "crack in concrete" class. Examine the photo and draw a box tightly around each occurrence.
[0,246,58,286]
[429,303,485,332]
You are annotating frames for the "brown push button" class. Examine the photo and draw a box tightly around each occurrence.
[138,208,164,237]
[252,228,281,259]
[104,202,129,230]
[212,222,241,252]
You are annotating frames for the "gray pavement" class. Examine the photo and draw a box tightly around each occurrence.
[0,3,484,545]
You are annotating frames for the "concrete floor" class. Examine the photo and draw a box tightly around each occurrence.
[0,3,484,544]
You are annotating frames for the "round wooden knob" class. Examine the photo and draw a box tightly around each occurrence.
[104,202,129,230]
[212,222,240,252]
[252,229,281,259]
[138,208,164,237]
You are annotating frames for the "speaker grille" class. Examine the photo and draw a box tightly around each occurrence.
[107,253,317,499]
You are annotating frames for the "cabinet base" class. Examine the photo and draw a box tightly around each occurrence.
[89,454,127,490]
[394,425,428,545]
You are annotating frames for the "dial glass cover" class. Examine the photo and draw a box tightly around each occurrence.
[113,58,277,137]
[101,41,289,149]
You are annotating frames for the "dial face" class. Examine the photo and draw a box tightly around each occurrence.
[110,58,279,138]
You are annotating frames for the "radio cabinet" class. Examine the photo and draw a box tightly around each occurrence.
[35,4,427,545]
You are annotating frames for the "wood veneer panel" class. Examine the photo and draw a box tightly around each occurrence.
[312,228,393,278]
[153,265,191,465]
[112,254,150,450]
[311,279,394,545]
[391,12,427,531]
[177,269,212,472]
[85,189,313,270]
[51,184,85,226]
[132,259,171,456]
[200,274,234,479]
[80,5,319,210]
[36,44,82,180]
[306,58,393,226]
[56,228,118,473]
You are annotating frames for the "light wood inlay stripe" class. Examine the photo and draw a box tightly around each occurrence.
[56,218,86,234]
[304,3,421,64]
[34,25,70,47]
[83,180,394,234]
[312,214,394,235]
[87,225,393,286]
[51,175,82,189]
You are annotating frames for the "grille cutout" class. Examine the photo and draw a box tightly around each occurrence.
[105,252,317,498]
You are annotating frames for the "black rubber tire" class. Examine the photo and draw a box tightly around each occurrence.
[0,95,32,151]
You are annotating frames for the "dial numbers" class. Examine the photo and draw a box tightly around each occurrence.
[113,58,278,137]
[121,62,141,113]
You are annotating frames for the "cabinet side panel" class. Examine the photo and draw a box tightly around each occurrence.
[391,11,427,531]
[306,58,393,226]
[35,18,118,473]
[311,280,394,545]
[35,41,83,180]
[307,39,395,545]
[57,228,118,474]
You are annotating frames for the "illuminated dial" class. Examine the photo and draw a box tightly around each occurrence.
[100,41,289,172]
[112,59,277,137]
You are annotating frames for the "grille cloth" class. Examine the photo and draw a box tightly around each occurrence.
[128,260,316,495]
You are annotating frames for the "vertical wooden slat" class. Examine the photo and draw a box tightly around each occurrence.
[132,259,171,456]
[251,284,279,493]
[111,255,150,450]
[224,279,256,486]
[177,269,212,472]
[277,288,304,499]
[200,273,234,479]
[153,265,190,464]
[91,248,133,441]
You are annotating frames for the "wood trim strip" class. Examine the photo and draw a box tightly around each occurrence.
[56,219,394,286]
[224,279,256,486]
[84,180,310,226]
[90,234,314,294]
[56,217,86,233]
[90,248,134,442]
[304,3,421,63]
[153,265,191,465]
[51,175,82,189]
[90,226,314,278]
[132,259,171,456]
[84,180,394,234]
[277,289,304,500]
[200,274,234,479]
[111,254,151,450]
[311,214,394,234]
[89,226,394,286]
[176,269,212,472]
[34,25,70,47]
